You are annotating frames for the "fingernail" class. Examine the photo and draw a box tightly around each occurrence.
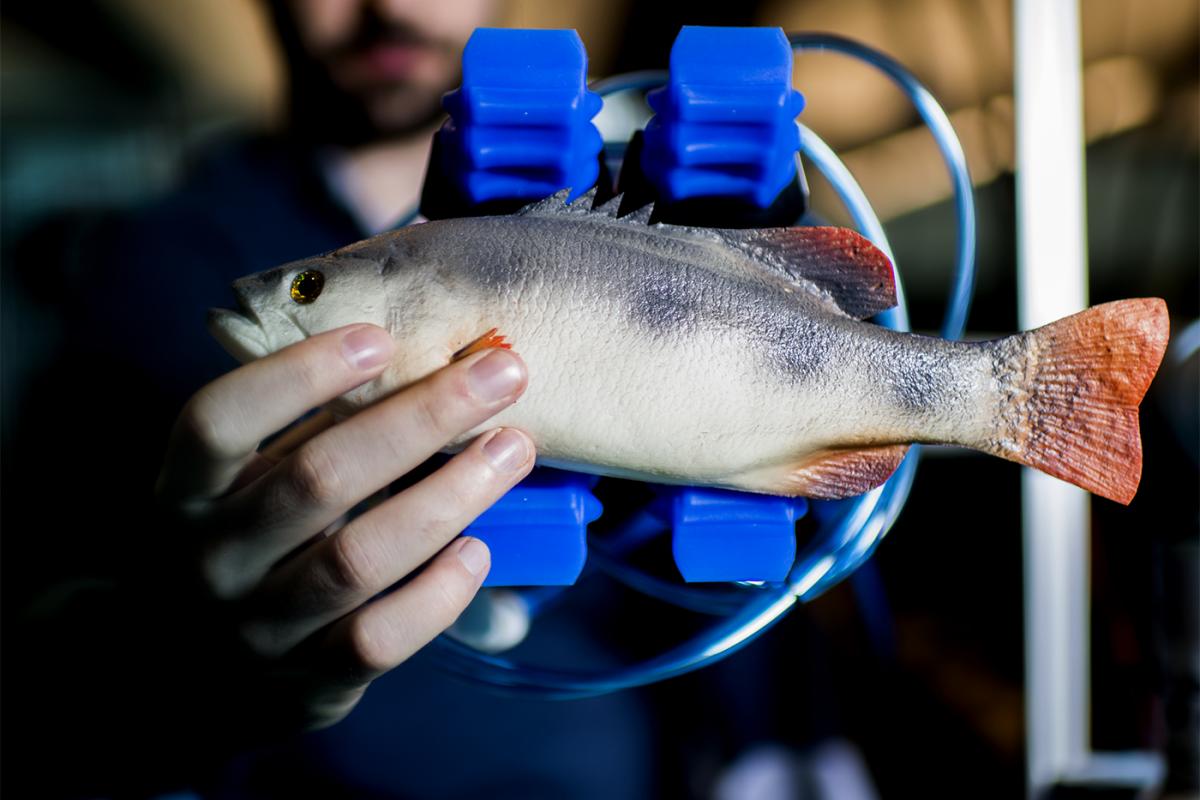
[457,537,490,578]
[467,350,524,402]
[482,428,530,473]
[341,326,392,370]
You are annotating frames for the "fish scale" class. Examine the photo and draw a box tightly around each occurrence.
[209,191,1169,504]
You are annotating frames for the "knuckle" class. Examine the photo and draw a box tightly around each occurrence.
[236,619,286,658]
[440,363,475,405]
[327,531,379,596]
[180,390,238,461]
[445,453,512,513]
[372,423,420,476]
[404,461,503,552]
[287,445,346,507]
[440,469,484,516]
[303,688,364,732]
[429,565,475,625]
[290,355,327,399]
[411,384,456,437]
[417,504,464,541]
[345,615,393,675]
[408,515,459,562]
[197,545,244,601]
[407,478,484,549]
[413,366,477,430]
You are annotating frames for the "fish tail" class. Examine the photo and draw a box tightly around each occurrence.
[984,298,1169,504]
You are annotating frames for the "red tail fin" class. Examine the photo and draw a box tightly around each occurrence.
[991,298,1169,504]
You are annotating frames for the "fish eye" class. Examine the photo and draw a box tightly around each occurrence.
[290,270,324,304]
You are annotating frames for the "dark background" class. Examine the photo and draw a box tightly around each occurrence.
[2,1,1197,798]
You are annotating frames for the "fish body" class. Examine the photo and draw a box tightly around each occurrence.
[210,190,1169,504]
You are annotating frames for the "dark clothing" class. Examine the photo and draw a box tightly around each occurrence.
[69,138,364,397]
[4,137,653,799]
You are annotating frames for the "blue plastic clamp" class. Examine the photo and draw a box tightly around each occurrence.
[468,469,602,587]
[459,26,807,586]
[661,487,807,583]
[431,28,605,587]
[640,27,809,582]
[438,28,603,204]
[641,26,806,208]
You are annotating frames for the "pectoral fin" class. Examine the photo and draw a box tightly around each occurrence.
[453,327,512,361]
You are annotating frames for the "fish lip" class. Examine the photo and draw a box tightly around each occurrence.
[208,290,270,363]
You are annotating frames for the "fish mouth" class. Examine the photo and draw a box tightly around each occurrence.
[208,292,270,363]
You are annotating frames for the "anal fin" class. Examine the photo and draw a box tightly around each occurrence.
[741,445,910,499]
[453,327,513,361]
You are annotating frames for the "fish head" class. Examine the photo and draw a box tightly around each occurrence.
[208,233,464,416]
[208,249,392,365]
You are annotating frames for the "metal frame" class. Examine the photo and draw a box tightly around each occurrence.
[1014,1,1165,795]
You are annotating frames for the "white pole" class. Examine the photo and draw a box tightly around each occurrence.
[1013,0,1090,795]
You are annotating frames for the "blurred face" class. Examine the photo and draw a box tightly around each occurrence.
[284,0,498,137]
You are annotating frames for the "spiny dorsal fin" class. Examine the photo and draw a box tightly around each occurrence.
[570,186,598,210]
[594,194,622,217]
[621,203,654,224]
[515,194,894,318]
[517,188,573,216]
[716,226,897,320]
[517,189,662,226]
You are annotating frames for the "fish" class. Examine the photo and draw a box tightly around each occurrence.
[209,189,1170,505]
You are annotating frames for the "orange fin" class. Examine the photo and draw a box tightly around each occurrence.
[742,445,910,499]
[986,298,1169,505]
[453,328,512,361]
[716,226,897,319]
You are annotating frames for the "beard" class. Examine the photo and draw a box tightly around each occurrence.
[285,71,455,146]
[348,81,453,137]
[269,2,461,147]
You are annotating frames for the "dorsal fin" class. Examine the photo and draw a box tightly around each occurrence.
[594,194,622,217]
[516,189,661,226]
[621,203,654,224]
[513,195,895,319]
[517,188,574,216]
[569,186,598,209]
[716,227,897,319]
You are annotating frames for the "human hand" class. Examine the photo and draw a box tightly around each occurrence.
[155,323,533,731]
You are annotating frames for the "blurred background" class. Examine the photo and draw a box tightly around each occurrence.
[2,1,1197,798]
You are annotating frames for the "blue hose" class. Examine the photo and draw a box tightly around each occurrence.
[788,32,976,338]
[428,33,977,696]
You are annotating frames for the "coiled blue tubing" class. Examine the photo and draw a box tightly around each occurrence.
[402,32,979,697]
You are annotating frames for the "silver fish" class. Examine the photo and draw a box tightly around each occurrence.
[210,189,1170,504]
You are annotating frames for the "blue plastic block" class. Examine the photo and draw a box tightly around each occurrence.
[438,29,606,587]
[438,28,603,204]
[444,26,804,588]
[660,487,807,583]
[641,26,806,207]
[466,469,602,586]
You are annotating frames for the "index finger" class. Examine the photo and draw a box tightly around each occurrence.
[156,324,394,505]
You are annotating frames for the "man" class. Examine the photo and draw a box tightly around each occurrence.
[7,2,653,796]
